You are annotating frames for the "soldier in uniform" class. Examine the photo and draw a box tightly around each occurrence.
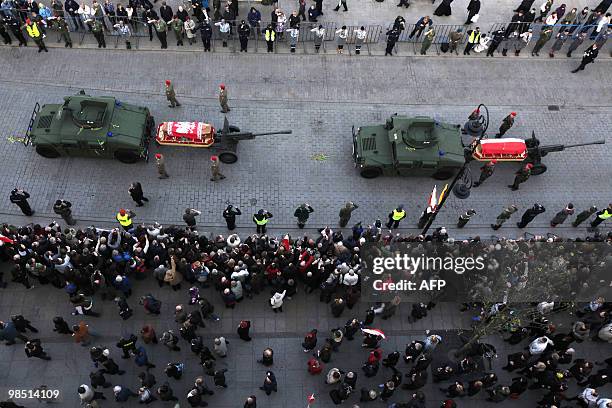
[385,27,400,56]
[210,155,226,181]
[238,20,250,52]
[549,29,570,57]
[53,199,76,225]
[253,210,273,234]
[219,84,230,113]
[531,25,553,56]
[88,18,106,48]
[10,189,34,216]
[491,205,518,230]
[223,205,242,230]
[508,163,532,191]
[449,28,463,54]
[550,203,574,226]
[517,203,545,228]
[154,18,168,49]
[496,112,516,138]
[420,27,435,55]
[54,16,73,47]
[457,209,476,228]
[473,160,496,187]
[294,203,314,228]
[0,17,12,45]
[572,205,597,227]
[339,202,358,227]
[165,80,181,108]
[155,154,169,178]
[571,43,600,73]
[199,20,212,51]
[170,15,184,46]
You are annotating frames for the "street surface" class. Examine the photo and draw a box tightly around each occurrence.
[0,48,611,407]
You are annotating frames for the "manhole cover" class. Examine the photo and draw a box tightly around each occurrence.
[547,105,560,111]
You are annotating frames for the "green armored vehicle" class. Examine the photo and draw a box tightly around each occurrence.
[352,115,465,180]
[25,91,155,163]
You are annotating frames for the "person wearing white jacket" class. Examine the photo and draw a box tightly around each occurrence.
[325,367,343,384]
[270,290,286,313]
[78,384,105,405]
[597,398,612,408]
[528,336,553,355]
[342,270,359,287]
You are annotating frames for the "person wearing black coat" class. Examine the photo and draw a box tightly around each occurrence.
[410,354,432,374]
[11,315,38,333]
[128,182,149,207]
[90,370,112,388]
[434,0,453,16]
[383,351,400,368]
[502,351,529,371]
[465,0,480,24]
[402,371,427,390]
[143,7,158,40]
[259,371,277,395]
[237,320,251,341]
[101,356,126,375]
[222,205,242,229]
[467,379,483,396]
[487,28,506,56]
[515,0,534,13]
[210,369,228,387]
[517,203,546,228]
[302,329,317,351]
[157,382,179,401]
[138,371,157,388]
[199,20,212,51]
[344,319,360,340]
[244,395,257,407]
[53,316,73,334]
[9,189,34,216]
[159,1,173,22]
[509,376,528,396]
[238,21,250,51]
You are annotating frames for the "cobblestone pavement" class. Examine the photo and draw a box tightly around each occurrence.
[0,49,611,407]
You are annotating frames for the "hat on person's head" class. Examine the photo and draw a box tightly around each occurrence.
[165,80,171,85]
[119,209,126,216]
[155,153,162,159]
[26,18,31,24]
[511,112,517,117]
[219,83,225,89]
[526,163,534,170]
[211,155,218,161]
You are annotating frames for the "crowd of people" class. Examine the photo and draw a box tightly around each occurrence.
[0,211,611,406]
[0,0,610,57]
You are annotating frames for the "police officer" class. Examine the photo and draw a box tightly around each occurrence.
[0,17,13,44]
[210,155,226,181]
[590,203,612,228]
[572,205,597,227]
[496,113,516,138]
[116,209,134,231]
[23,18,47,52]
[516,203,545,228]
[486,27,506,56]
[223,205,242,230]
[339,202,358,227]
[5,15,28,46]
[165,80,181,108]
[457,209,476,228]
[253,209,273,234]
[238,20,250,52]
[200,20,213,51]
[571,43,600,73]
[53,199,76,225]
[386,205,406,229]
[294,203,314,228]
[508,163,532,191]
[464,27,481,55]
[385,27,400,56]
[88,18,106,48]
[491,205,518,230]
[10,189,34,216]
[473,160,496,187]
[219,84,230,113]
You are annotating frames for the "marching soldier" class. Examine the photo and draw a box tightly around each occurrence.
[386,205,406,229]
[53,199,76,225]
[10,189,34,216]
[457,209,476,228]
[54,17,73,48]
[590,203,612,229]
[155,153,169,179]
[210,156,226,181]
[508,163,532,191]
[491,205,518,230]
[339,202,358,227]
[473,160,496,187]
[219,84,230,113]
[23,18,47,52]
[571,43,600,73]
[550,203,574,227]
[294,203,314,229]
[572,205,597,227]
[223,205,242,230]
[88,18,106,48]
[496,112,516,138]
[165,80,181,108]
[516,203,545,228]
[253,210,273,234]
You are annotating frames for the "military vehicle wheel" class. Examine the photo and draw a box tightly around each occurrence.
[360,167,382,179]
[229,125,240,133]
[432,168,456,180]
[219,152,238,164]
[36,145,60,159]
[530,163,547,175]
[114,150,140,164]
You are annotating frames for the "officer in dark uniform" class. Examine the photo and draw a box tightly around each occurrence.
[5,17,25,47]
[486,27,506,56]
[571,43,600,73]
[144,7,159,41]
[10,189,34,216]
[223,205,242,230]
[199,20,212,51]
[516,203,545,228]
[238,20,250,51]
[508,163,532,190]
[496,112,516,138]
[53,199,76,225]
[0,17,12,45]
[473,160,496,187]
[457,209,476,228]
[572,205,597,227]
[293,203,314,229]
[385,27,400,56]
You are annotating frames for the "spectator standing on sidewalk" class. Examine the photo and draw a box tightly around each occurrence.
[311,24,325,52]
[409,15,432,39]
[114,19,131,48]
[420,27,435,54]
[464,27,480,54]
[333,0,347,12]
[531,25,553,56]
[549,28,569,57]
